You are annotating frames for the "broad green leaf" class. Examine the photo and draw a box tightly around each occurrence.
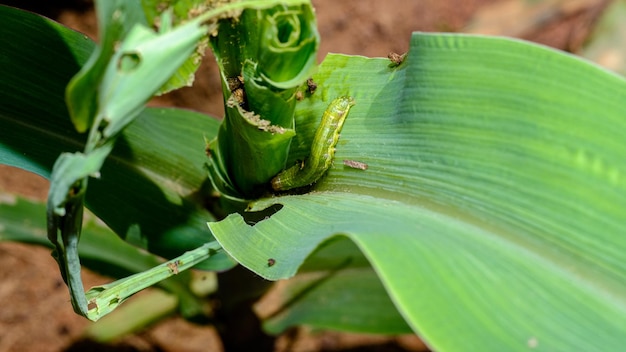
[210,33,626,351]
[0,5,93,176]
[258,237,412,334]
[262,268,412,335]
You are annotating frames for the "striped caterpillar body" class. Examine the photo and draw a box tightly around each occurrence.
[271,96,355,191]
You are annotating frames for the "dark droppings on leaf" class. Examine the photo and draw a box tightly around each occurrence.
[227,75,244,91]
[225,95,285,133]
[267,258,276,267]
[306,78,317,94]
[248,113,287,134]
[227,76,247,108]
[232,88,246,107]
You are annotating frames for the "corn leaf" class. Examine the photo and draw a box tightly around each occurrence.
[209,34,626,350]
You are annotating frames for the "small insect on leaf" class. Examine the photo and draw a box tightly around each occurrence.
[343,159,368,170]
[267,258,276,267]
[388,52,407,67]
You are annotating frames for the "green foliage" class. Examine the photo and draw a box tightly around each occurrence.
[0,3,234,320]
[49,0,215,317]
[206,2,319,198]
[1,1,626,351]
[261,237,412,335]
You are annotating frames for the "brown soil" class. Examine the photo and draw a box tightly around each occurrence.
[0,0,603,351]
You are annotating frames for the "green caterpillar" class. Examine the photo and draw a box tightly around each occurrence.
[271,96,355,191]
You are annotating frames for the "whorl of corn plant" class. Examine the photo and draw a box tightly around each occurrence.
[206,3,319,199]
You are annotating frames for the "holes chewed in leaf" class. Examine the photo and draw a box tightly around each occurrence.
[242,203,284,226]
[117,52,141,72]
